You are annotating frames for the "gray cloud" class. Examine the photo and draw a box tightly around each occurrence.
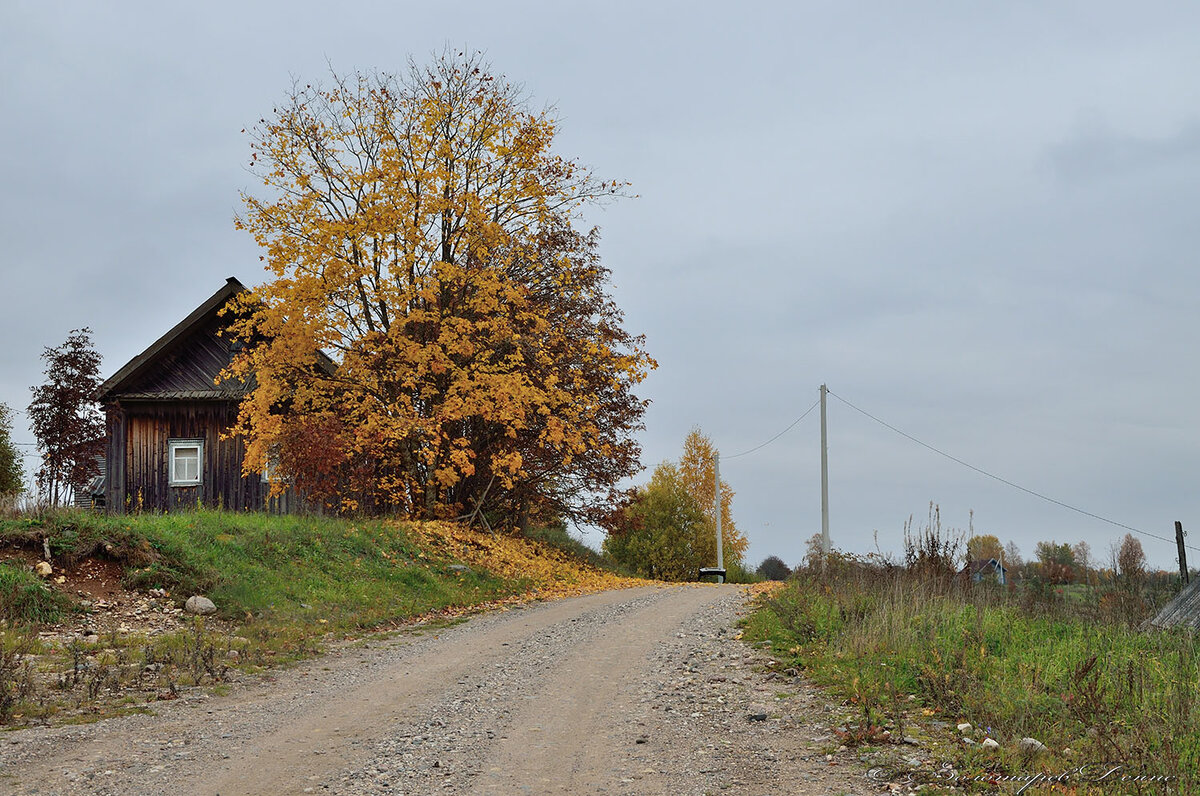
[1046,118,1200,183]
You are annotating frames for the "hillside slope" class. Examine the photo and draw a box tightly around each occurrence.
[0,511,641,725]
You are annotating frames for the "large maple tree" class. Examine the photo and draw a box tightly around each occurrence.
[227,53,654,523]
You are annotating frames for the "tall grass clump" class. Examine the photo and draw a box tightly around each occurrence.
[723,561,765,584]
[745,509,1200,791]
[0,563,74,624]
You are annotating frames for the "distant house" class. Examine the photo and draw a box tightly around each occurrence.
[959,558,1007,585]
[96,278,299,513]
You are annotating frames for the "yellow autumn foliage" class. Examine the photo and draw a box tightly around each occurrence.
[678,428,750,567]
[226,53,654,524]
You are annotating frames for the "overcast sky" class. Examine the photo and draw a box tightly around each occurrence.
[3,2,1199,570]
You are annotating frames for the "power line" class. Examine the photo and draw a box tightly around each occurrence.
[724,397,821,460]
[826,388,1199,554]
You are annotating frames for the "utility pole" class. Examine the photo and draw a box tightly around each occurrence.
[1176,521,1189,585]
[820,384,830,558]
[714,452,724,583]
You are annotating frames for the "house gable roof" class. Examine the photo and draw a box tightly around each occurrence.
[97,277,338,404]
[97,278,248,403]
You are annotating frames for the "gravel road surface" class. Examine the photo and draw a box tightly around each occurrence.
[0,584,875,795]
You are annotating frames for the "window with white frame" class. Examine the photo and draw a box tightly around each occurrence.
[168,439,203,486]
[261,448,278,483]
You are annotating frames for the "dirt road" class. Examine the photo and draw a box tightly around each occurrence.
[1,585,875,795]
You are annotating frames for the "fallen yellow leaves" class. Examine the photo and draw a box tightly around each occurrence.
[408,520,646,602]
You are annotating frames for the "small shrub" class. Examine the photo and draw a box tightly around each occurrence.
[902,502,963,579]
[724,561,764,584]
[755,555,792,581]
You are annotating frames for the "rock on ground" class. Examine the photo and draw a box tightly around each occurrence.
[183,596,217,616]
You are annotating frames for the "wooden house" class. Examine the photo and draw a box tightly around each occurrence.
[96,278,291,513]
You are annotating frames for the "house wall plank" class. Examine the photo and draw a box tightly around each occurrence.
[108,400,288,514]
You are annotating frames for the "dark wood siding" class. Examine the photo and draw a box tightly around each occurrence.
[121,315,238,395]
[107,400,295,514]
[104,406,127,511]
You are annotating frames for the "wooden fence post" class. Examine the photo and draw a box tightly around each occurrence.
[1176,521,1189,585]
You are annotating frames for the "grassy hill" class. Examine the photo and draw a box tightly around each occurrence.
[0,510,640,725]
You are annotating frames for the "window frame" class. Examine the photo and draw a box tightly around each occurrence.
[168,438,204,487]
[261,445,282,484]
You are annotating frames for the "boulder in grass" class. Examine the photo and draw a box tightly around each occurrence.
[1019,737,1048,755]
[185,595,217,615]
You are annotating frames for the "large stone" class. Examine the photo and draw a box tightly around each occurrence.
[1019,737,1048,755]
[34,561,53,578]
[184,595,217,615]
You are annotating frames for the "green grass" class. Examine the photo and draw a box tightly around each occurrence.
[744,566,1200,792]
[1,510,512,636]
[0,563,74,624]
[723,560,765,584]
